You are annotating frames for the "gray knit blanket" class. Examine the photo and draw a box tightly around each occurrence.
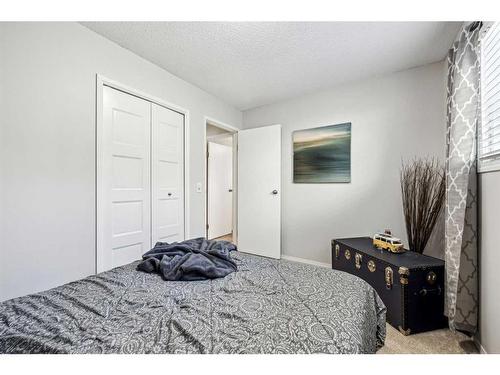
[137,238,237,281]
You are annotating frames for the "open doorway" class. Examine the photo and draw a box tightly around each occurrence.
[205,119,237,244]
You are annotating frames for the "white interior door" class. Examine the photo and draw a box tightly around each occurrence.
[98,86,151,272]
[207,142,233,239]
[237,125,281,259]
[151,103,185,244]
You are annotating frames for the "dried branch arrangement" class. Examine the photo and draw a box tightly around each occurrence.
[400,158,445,254]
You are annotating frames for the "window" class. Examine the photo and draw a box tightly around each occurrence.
[479,22,500,172]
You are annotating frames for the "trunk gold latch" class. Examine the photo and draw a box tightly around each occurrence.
[345,249,351,260]
[399,267,410,285]
[426,271,436,285]
[355,253,362,269]
[385,267,393,289]
[367,260,376,272]
[335,244,340,260]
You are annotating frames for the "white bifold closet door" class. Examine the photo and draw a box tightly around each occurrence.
[151,103,184,245]
[98,86,184,273]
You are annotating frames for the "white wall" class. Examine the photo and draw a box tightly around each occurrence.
[207,124,233,146]
[243,62,447,264]
[479,172,500,353]
[0,22,242,301]
[206,123,231,138]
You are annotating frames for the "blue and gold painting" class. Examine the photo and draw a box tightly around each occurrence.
[293,123,351,183]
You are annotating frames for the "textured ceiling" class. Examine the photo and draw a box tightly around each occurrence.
[82,22,461,110]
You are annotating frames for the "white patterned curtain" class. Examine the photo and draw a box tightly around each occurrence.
[445,22,482,334]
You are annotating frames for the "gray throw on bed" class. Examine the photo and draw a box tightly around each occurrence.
[0,252,386,354]
[137,238,237,281]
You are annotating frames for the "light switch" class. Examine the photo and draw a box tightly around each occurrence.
[196,182,203,193]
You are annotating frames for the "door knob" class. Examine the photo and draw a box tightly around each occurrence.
[272,190,278,195]
[228,189,233,192]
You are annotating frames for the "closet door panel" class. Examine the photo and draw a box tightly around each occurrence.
[151,104,185,244]
[98,86,151,272]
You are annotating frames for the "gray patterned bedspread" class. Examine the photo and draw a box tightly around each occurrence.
[0,252,386,354]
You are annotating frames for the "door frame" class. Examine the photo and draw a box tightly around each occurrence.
[203,117,239,243]
[96,74,190,274]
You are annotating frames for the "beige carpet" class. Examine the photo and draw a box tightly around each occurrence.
[378,323,479,354]
[214,233,234,243]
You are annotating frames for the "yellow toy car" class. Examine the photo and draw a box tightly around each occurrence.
[373,231,405,253]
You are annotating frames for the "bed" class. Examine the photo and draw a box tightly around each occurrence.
[0,251,386,354]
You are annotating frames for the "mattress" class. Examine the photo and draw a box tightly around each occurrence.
[0,251,386,354]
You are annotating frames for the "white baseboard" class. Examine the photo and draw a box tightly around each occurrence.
[281,255,331,269]
[474,337,488,354]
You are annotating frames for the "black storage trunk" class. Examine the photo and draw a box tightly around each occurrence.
[331,237,447,335]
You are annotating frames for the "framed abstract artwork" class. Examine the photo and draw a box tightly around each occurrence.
[293,122,351,183]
